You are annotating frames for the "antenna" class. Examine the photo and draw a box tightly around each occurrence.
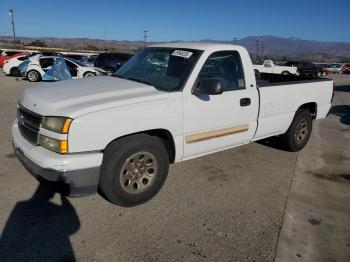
[143,30,148,47]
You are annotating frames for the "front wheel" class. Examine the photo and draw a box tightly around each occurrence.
[99,134,169,206]
[27,70,41,82]
[281,71,289,76]
[281,109,312,152]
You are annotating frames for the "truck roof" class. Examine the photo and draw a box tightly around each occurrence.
[150,42,244,52]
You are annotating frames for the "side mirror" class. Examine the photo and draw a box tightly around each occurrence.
[193,79,223,95]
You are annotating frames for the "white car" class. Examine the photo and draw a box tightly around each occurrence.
[23,56,106,82]
[3,54,29,76]
[253,60,298,75]
[12,43,333,206]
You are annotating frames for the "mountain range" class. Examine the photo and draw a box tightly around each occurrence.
[1,35,350,62]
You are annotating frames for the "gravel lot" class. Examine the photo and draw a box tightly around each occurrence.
[0,72,349,262]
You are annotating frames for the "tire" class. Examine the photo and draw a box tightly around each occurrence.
[281,109,312,152]
[83,71,95,78]
[316,71,322,77]
[99,134,169,206]
[295,70,301,76]
[27,70,41,82]
[10,67,20,77]
[281,71,289,75]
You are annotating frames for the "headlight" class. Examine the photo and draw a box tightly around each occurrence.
[41,117,72,134]
[39,135,68,154]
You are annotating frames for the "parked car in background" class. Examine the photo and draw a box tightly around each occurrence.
[285,61,323,77]
[3,54,30,76]
[0,50,22,57]
[324,63,342,74]
[64,54,89,64]
[94,53,133,75]
[86,55,98,67]
[341,63,350,74]
[0,52,28,67]
[253,60,297,75]
[23,56,106,82]
[39,51,64,57]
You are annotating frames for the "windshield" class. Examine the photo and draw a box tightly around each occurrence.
[115,47,202,91]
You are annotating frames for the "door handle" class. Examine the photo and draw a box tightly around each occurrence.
[240,98,251,107]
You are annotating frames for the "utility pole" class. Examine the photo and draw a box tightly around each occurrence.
[233,37,237,45]
[9,9,16,45]
[143,30,148,47]
[256,39,260,61]
[260,43,264,59]
[104,25,107,51]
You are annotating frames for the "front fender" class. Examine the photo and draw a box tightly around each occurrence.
[68,97,183,159]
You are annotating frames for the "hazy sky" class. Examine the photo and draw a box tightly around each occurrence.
[0,0,349,42]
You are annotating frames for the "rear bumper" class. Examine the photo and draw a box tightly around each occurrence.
[12,121,103,197]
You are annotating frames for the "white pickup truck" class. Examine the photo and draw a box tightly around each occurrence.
[253,60,298,75]
[12,43,333,206]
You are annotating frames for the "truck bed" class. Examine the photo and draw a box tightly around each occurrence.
[253,73,333,141]
[257,73,331,87]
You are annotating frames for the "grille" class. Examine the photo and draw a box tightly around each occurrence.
[17,105,42,145]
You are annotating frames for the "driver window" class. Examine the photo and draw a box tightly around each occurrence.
[39,58,54,68]
[65,60,78,77]
[197,51,245,91]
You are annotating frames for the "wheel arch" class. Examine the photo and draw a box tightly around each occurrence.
[83,71,96,77]
[104,128,176,163]
[298,102,317,119]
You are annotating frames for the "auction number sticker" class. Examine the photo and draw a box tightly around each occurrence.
[171,50,193,58]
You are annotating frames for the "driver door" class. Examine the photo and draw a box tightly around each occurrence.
[183,51,258,159]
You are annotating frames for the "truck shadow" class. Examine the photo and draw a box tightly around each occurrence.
[0,184,80,262]
[255,137,288,151]
[330,105,350,125]
[335,85,350,92]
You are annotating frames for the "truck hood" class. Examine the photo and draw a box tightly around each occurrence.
[19,77,169,117]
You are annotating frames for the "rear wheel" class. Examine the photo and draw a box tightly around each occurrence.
[99,134,169,206]
[83,71,95,78]
[27,70,41,82]
[10,67,20,76]
[281,109,312,152]
[281,71,289,75]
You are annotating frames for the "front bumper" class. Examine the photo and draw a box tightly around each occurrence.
[12,121,103,197]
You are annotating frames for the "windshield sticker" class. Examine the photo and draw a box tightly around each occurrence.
[171,50,193,59]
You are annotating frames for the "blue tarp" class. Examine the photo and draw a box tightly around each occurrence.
[18,60,29,76]
[42,58,72,81]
